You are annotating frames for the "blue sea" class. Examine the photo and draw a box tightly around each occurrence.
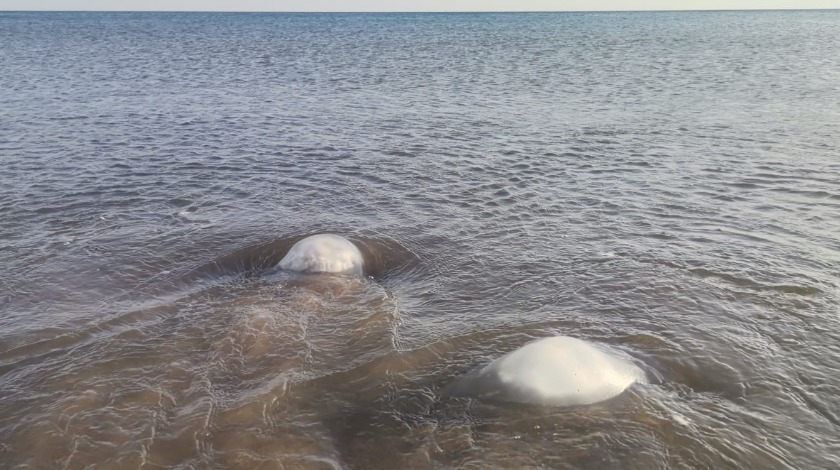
[1,10,839,468]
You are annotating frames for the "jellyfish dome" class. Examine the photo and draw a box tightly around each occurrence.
[277,234,364,276]
[449,336,645,407]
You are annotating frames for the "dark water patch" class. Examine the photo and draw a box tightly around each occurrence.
[2,9,840,469]
[769,188,839,200]
[182,233,421,285]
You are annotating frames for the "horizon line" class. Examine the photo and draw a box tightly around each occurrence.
[2,8,838,13]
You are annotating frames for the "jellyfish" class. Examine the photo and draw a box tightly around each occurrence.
[277,234,364,276]
[448,336,645,406]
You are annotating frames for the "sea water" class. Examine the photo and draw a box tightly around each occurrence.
[1,10,839,468]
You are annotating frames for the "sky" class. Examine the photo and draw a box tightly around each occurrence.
[2,1,839,12]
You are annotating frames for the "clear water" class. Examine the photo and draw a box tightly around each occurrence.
[1,10,839,469]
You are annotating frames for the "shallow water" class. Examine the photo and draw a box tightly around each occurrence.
[1,10,840,469]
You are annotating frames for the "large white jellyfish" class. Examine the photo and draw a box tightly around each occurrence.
[277,234,364,276]
[449,336,645,406]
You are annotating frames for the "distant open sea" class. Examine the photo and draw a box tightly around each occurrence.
[1,10,839,469]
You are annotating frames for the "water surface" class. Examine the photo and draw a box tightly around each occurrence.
[1,10,839,469]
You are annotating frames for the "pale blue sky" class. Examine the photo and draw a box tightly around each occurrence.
[2,0,839,12]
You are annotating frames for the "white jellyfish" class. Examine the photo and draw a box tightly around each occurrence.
[277,234,364,276]
[449,336,645,406]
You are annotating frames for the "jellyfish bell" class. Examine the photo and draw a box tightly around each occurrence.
[277,234,365,276]
[448,336,645,407]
